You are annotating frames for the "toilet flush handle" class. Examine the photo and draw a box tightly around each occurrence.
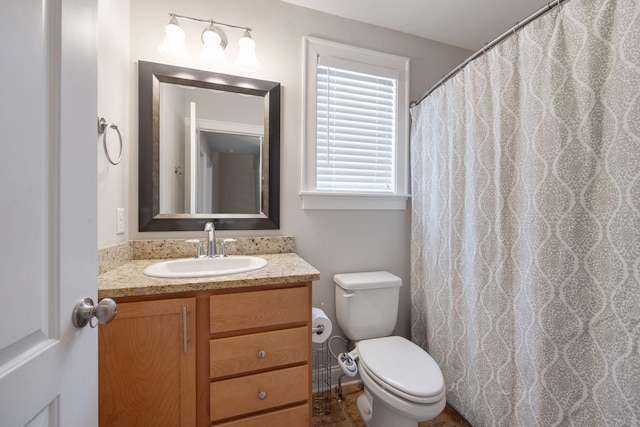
[342,292,354,298]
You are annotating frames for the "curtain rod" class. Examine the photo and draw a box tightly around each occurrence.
[412,0,568,107]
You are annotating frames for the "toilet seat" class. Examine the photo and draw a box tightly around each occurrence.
[357,336,444,404]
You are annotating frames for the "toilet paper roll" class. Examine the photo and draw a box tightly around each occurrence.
[311,307,332,343]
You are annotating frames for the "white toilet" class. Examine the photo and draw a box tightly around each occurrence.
[334,271,446,427]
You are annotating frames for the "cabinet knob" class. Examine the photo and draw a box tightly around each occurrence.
[257,350,266,359]
[258,390,267,400]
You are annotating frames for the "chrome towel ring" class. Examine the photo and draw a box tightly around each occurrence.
[97,117,123,165]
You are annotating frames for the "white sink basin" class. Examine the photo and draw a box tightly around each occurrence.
[143,256,267,278]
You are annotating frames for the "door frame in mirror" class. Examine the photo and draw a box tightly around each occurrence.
[138,61,280,231]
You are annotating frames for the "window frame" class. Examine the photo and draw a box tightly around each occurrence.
[301,36,410,210]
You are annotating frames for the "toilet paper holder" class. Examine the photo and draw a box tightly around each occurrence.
[311,306,332,344]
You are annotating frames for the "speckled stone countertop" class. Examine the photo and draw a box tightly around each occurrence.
[98,236,296,274]
[98,252,320,299]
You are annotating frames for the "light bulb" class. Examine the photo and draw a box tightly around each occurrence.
[159,16,188,62]
[235,30,260,72]
[200,25,227,66]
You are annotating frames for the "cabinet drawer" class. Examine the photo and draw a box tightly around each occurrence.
[211,326,309,378]
[210,365,309,422]
[210,287,309,334]
[211,404,309,427]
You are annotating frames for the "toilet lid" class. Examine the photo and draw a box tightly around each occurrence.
[357,336,444,401]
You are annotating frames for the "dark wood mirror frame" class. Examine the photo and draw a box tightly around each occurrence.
[138,61,280,231]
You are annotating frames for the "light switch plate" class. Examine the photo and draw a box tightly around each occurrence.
[116,208,125,235]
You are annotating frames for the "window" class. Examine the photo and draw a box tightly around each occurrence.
[301,37,410,210]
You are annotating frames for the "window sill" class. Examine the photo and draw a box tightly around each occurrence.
[300,191,410,211]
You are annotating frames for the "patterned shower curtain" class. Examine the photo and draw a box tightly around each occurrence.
[410,0,640,425]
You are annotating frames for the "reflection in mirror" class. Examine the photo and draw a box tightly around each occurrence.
[138,61,280,231]
[194,130,262,214]
[158,84,264,215]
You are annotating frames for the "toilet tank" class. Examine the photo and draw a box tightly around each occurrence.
[334,271,401,341]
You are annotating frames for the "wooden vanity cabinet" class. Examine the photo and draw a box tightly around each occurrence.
[208,285,312,426]
[98,297,196,426]
[98,283,312,427]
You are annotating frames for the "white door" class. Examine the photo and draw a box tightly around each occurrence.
[187,101,199,213]
[0,0,98,426]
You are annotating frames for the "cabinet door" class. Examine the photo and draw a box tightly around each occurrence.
[99,298,196,426]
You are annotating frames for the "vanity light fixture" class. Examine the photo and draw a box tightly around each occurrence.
[235,30,260,72]
[159,13,260,72]
[200,23,228,66]
[158,15,188,62]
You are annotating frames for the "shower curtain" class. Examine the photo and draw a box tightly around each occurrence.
[410,0,640,425]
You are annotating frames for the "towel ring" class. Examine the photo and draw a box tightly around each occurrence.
[97,117,123,165]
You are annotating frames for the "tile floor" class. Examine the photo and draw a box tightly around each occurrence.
[312,383,471,427]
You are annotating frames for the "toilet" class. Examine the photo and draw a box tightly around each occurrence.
[334,271,446,427]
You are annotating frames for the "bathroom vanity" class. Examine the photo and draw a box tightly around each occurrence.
[98,246,319,427]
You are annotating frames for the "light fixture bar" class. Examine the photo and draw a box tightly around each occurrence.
[169,13,251,32]
[160,13,260,72]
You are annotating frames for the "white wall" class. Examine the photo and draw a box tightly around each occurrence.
[97,0,130,246]
[159,83,186,213]
[98,0,470,340]
[188,90,264,126]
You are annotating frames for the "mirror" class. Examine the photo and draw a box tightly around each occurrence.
[138,61,280,231]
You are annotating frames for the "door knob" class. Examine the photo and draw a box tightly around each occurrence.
[72,297,118,328]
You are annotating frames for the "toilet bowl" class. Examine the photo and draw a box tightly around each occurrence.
[333,272,446,426]
[356,336,446,427]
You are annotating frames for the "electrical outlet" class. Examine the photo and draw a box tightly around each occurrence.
[116,208,125,235]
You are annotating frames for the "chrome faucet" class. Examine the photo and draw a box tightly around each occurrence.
[204,222,217,257]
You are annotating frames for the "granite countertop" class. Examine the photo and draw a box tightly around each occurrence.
[98,252,320,299]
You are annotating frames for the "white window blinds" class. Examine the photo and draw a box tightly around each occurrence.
[316,61,397,193]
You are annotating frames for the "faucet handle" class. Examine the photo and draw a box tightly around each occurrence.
[219,238,237,257]
[185,239,205,258]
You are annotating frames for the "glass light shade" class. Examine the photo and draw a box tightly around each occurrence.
[159,18,188,62]
[235,32,260,72]
[200,29,227,66]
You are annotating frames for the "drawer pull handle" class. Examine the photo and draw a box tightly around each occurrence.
[182,307,188,353]
[258,390,267,400]
[258,350,266,359]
